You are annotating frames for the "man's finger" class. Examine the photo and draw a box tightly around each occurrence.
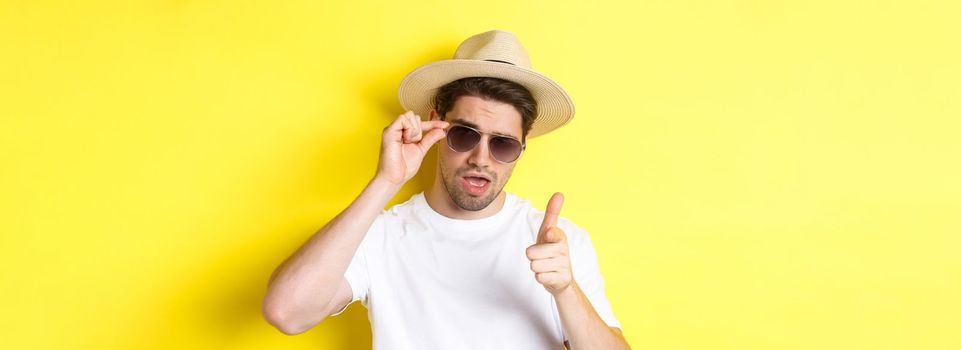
[406,117,446,144]
[417,128,448,153]
[420,120,450,131]
[410,113,423,142]
[529,256,568,273]
[525,241,568,260]
[406,112,425,143]
[537,192,564,240]
[536,227,566,244]
[534,272,564,287]
[400,114,414,143]
[547,227,566,243]
[385,112,409,136]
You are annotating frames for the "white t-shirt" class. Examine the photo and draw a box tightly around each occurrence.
[333,192,620,349]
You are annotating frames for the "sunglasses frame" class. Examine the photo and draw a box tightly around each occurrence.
[445,123,526,164]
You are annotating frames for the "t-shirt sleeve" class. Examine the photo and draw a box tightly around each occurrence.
[329,214,383,316]
[566,222,622,330]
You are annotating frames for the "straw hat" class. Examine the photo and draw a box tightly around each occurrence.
[397,30,574,138]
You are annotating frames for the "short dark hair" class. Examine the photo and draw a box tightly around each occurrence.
[432,77,537,140]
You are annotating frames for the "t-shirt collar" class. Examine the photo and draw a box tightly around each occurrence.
[414,192,515,232]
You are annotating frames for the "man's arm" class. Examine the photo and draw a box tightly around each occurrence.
[262,177,399,335]
[555,281,630,349]
[527,193,630,349]
[261,112,448,335]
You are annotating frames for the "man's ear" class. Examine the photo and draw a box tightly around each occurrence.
[428,109,439,121]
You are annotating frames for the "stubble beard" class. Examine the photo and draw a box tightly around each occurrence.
[439,157,506,211]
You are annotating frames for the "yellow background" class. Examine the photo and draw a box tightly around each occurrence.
[2,1,959,349]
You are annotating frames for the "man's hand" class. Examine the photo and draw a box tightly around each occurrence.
[375,111,449,186]
[526,192,573,295]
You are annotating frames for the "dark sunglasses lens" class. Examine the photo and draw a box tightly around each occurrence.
[489,136,522,163]
[447,126,480,152]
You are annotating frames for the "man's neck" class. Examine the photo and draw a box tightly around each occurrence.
[424,183,507,220]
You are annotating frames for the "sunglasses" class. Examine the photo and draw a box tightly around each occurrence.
[445,124,526,163]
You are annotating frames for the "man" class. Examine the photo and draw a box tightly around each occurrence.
[263,30,630,349]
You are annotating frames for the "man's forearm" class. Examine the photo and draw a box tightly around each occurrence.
[554,281,630,350]
[263,177,400,326]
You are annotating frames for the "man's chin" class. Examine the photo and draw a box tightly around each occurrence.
[450,188,499,211]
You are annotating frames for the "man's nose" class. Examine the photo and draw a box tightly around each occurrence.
[467,136,492,168]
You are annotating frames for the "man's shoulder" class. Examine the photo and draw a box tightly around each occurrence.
[358,193,429,241]
[376,192,429,229]
[384,192,424,215]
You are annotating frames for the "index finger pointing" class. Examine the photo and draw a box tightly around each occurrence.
[539,192,564,234]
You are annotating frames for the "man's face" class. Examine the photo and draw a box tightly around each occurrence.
[433,95,524,211]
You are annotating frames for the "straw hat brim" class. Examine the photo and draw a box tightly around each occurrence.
[398,59,574,139]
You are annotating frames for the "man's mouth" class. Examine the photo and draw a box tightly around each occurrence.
[461,175,491,195]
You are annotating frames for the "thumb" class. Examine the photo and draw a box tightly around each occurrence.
[537,192,564,243]
[417,127,448,153]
